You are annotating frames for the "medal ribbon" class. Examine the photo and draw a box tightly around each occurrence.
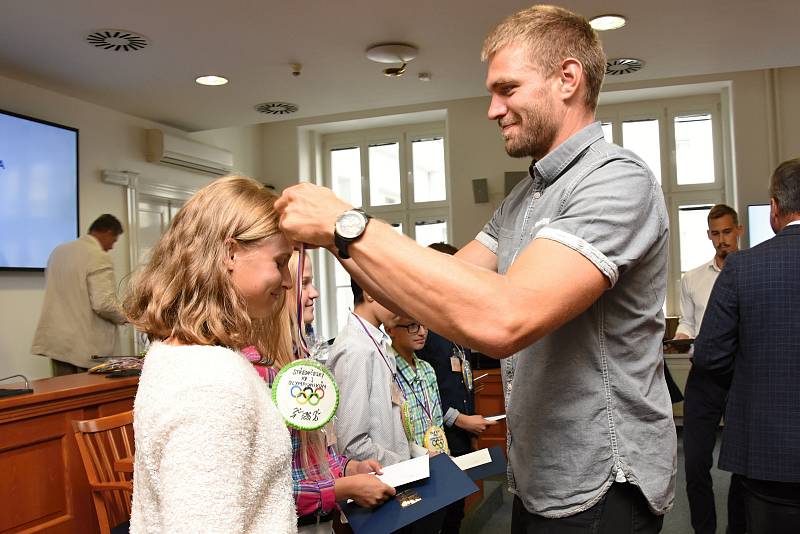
[295,244,311,358]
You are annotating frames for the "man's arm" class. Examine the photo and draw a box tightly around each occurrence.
[693,257,739,373]
[86,258,127,325]
[278,183,606,357]
[674,274,695,339]
[334,238,498,320]
[346,222,607,357]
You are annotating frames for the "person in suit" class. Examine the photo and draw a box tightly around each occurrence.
[676,204,746,534]
[31,214,127,375]
[694,158,800,534]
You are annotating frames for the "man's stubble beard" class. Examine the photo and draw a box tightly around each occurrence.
[502,99,558,160]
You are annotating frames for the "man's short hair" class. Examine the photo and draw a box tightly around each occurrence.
[89,214,124,235]
[351,278,365,305]
[770,158,800,216]
[428,242,458,255]
[707,204,739,225]
[481,5,606,110]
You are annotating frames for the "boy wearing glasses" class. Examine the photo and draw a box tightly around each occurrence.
[386,317,448,454]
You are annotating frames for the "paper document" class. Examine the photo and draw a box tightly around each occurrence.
[452,448,492,471]
[376,454,430,488]
[485,414,506,422]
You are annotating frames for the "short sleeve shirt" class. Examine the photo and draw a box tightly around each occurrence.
[476,122,676,517]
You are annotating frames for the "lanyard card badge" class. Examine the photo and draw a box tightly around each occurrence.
[272,244,339,431]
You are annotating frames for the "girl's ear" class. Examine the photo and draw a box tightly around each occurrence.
[224,239,238,272]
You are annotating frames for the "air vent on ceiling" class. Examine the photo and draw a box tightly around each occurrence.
[605,58,644,76]
[86,30,148,52]
[254,102,299,115]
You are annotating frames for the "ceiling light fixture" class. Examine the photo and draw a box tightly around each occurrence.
[589,14,627,31]
[195,75,229,86]
[366,43,418,78]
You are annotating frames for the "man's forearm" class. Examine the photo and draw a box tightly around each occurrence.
[346,221,520,356]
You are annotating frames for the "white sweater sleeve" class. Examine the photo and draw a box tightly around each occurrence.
[158,386,256,533]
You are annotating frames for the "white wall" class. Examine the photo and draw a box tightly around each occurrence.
[0,74,263,380]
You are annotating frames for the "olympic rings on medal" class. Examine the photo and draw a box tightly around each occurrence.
[291,384,325,406]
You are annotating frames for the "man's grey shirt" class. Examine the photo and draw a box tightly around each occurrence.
[476,122,676,517]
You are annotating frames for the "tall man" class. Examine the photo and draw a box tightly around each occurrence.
[31,214,126,375]
[677,204,746,534]
[694,158,800,534]
[278,5,675,533]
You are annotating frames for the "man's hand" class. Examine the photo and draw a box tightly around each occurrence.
[673,333,691,340]
[275,183,353,248]
[455,414,498,434]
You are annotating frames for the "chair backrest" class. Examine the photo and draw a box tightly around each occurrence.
[72,410,134,534]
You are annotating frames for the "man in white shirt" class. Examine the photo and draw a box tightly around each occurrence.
[31,214,127,375]
[677,204,745,534]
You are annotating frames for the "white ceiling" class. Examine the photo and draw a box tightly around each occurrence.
[2,0,798,132]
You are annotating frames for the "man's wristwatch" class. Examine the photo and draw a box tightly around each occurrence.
[334,209,372,259]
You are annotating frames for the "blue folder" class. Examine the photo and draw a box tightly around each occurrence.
[340,453,479,534]
[463,446,507,482]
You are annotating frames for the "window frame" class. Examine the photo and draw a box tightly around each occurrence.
[320,122,449,337]
[598,94,728,316]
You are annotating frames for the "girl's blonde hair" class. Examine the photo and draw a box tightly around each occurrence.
[272,251,332,477]
[124,175,291,357]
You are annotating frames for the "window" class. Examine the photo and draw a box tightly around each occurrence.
[622,118,661,183]
[322,123,449,335]
[599,94,728,316]
[674,114,715,185]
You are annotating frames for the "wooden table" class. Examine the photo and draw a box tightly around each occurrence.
[0,373,138,533]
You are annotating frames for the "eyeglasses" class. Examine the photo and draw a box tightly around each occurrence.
[395,323,425,334]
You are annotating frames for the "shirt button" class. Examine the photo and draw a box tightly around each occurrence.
[533,191,542,199]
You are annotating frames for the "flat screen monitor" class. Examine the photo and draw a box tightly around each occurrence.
[747,203,774,248]
[0,109,78,270]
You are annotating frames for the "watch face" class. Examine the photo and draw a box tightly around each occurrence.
[336,211,366,239]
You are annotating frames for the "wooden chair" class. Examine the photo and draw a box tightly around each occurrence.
[72,410,134,534]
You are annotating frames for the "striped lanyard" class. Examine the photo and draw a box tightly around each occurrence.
[352,313,403,392]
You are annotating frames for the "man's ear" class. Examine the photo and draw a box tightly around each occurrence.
[363,292,375,303]
[557,58,583,102]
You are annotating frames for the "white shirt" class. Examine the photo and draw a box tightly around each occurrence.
[676,258,722,338]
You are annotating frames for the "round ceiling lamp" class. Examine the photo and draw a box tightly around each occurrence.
[589,14,627,31]
[366,43,418,77]
[195,75,229,86]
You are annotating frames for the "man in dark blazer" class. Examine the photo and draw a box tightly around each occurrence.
[694,158,800,534]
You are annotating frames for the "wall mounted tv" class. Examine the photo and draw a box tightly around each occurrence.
[0,109,78,270]
[747,203,774,248]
